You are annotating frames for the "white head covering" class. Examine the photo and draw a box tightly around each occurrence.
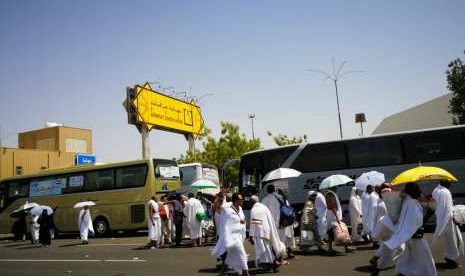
[308,191,317,197]
[251,195,259,203]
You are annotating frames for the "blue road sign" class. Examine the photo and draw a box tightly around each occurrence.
[76,154,96,165]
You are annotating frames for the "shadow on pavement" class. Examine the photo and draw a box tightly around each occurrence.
[59,243,85,247]
[16,245,43,250]
[353,265,375,274]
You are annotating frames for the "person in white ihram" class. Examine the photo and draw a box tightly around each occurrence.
[184,192,204,246]
[78,205,94,244]
[432,180,464,268]
[349,187,363,242]
[147,196,161,249]
[249,195,286,273]
[212,193,249,276]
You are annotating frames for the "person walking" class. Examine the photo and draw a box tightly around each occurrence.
[78,205,94,244]
[212,193,249,276]
[159,195,172,246]
[249,195,285,272]
[349,187,363,242]
[147,196,161,249]
[300,191,318,251]
[184,192,204,246]
[432,180,464,268]
[325,190,354,253]
[384,182,436,276]
[37,209,52,247]
[172,194,184,247]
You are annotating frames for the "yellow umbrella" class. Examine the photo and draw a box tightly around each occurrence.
[391,166,458,185]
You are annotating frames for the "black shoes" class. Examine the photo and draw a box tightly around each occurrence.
[445,258,461,268]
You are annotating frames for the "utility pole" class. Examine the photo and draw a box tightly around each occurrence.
[248,114,256,139]
[306,58,362,139]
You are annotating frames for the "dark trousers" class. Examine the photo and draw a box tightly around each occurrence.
[175,221,183,245]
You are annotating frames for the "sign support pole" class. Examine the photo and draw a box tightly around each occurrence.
[187,135,196,162]
[141,127,150,159]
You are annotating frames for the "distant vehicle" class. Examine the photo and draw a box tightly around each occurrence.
[239,125,465,224]
[178,163,220,194]
[0,158,181,236]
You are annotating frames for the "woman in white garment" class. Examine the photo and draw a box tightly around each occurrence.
[325,190,354,253]
[78,205,94,244]
[147,196,161,249]
[349,187,363,242]
[384,182,436,276]
[30,214,40,244]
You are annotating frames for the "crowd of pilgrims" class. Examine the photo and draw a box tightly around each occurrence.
[146,180,463,276]
[12,180,463,276]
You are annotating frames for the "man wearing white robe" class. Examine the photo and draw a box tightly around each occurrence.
[212,193,249,276]
[432,181,464,268]
[147,196,161,249]
[362,185,378,239]
[249,196,285,272]
[262,184,281,228]
[78,206,94,244]
[30,214,40,244]
[184,193,204,246]
[384,182,436,276]
[349,187,363,242]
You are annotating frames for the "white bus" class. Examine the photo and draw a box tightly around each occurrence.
[178,163,220,194]
[239,125,465,224]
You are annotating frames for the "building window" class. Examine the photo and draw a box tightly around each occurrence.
[15,166,23,176]
[66,139,87,153]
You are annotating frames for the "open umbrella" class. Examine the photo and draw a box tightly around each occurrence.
[30,205,54,216]
[262,168,301,183]
[73,201,96,209]
[200,187,221,196]
[191,179,217,189]
[355,171,385,191]
[391,166,458,186]
[319,174,353,190]
[9,202,39,218]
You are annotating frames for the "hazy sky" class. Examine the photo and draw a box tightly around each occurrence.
[1,0,464,162]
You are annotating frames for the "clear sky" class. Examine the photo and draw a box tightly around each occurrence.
[1,0,464,162]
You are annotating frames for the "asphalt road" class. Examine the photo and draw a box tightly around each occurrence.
[0,232,463,276]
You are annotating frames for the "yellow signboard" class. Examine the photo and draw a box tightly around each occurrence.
[131,83,203,137]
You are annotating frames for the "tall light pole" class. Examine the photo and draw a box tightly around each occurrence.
[248,114,256,139]
[306,58,362,139]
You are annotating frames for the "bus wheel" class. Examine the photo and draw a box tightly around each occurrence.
[94,217,110,236]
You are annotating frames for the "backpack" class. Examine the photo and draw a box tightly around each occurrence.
[275,195,296,227]
[159,204,168,220]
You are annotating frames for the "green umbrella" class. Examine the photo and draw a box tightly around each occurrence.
[191,179,217,190]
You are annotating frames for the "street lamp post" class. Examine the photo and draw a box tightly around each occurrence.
[306,58,362,139]
[248,114,256,139]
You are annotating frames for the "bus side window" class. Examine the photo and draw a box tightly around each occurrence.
[116,165,147,188]
[85,169,115,191]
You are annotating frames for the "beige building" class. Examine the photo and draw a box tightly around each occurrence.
[0,125,92,179]
[372,93,454,135]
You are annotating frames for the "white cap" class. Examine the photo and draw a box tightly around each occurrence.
[308,191,317,197]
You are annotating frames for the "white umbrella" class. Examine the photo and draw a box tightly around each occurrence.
[319,174,353,190]
[262,168,301,183]
[30,205,54,216]
[200,187,221,196]
[73,201,96,209]
[10,202,39,218]
[355,171,385,191]
[191,179,217,189]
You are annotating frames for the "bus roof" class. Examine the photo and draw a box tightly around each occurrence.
[178,163,218,169]
[241,125,465,157]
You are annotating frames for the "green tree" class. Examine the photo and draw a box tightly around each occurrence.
[448,51,465,124]
[176,122,261,187]
[267,131,308,146]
